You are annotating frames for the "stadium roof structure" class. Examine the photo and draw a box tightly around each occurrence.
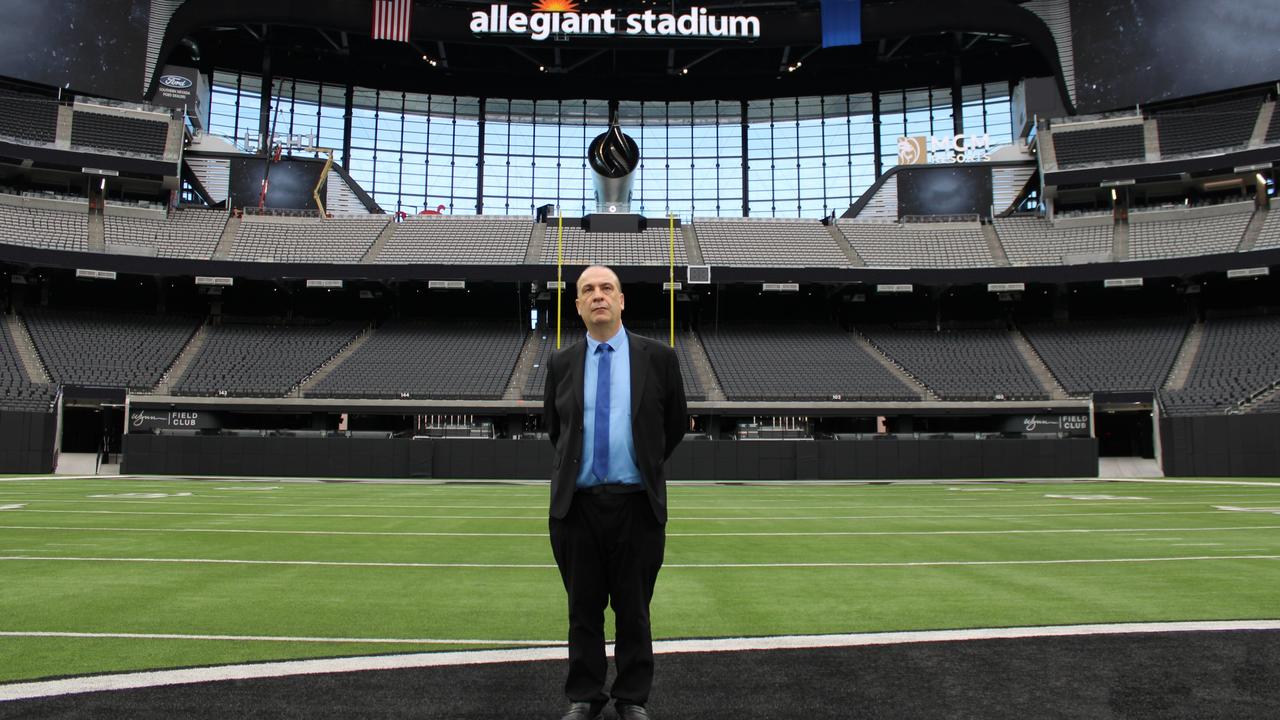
[157,0,1062,103]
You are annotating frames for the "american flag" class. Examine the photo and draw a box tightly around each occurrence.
[372,0,412,42]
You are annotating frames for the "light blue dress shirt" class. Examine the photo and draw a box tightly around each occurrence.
[576,326,642,487]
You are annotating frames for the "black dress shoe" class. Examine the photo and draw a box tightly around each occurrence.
[615,703,651,720]
[560,701,605,720]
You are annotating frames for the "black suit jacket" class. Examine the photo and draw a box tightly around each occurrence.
[543,330,688,524]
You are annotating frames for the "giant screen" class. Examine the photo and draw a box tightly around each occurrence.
[0,0,151,101]
[1071,0,1280,113]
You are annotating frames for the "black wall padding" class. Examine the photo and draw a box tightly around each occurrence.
[122,436,1096,480]
[1160,414,1280,477]
[0,411,56,473]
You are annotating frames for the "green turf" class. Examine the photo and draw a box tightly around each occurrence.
[0,477,1278,683]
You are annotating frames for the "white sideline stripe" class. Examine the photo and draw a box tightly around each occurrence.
[2,620,1279,702]
[2,497,1277,511]
[0,631,561,646]
[2,524,1279,539]
[1119,479,1280,488]
[2,554,1279,570]
[0,476,107,483]
[5,509,1254,522]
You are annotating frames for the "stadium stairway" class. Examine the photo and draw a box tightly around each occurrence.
[1143,118,1161,160]
[826,224,865,267]
[1113,220,1130,261]
[682,225,704,265]
[850,330,935,400]
[152,322,210,394]
[1011,328,1070,400]
[212,214,241,259]
[1251,100,1275,146]
[86,207,105,252]
[4,313,50,383]
[981,223,1010,266]
[682,330,726,401]
[1163,320,1204,392]
[503,331,543,400]
[292,326,375,397]
[360,221,399,263]
[525,223,546,264]
[1237,207,1268,252]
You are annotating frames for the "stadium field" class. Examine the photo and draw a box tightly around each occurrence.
[0,475,1278,686]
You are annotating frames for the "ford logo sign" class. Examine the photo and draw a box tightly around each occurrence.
[159,74,192,89]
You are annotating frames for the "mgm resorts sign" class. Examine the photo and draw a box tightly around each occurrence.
[897,133,993,165]
[470,3,761,41]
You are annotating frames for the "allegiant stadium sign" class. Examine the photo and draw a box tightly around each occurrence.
[470,3,762,41]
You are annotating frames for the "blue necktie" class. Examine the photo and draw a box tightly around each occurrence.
[592,343,612,483]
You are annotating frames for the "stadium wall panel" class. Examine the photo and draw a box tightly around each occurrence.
[119,436,1096,480]
[1159,414,1280,477]
[0,411,56,473]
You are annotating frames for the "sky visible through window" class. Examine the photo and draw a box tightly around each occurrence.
[209,72,1012,218]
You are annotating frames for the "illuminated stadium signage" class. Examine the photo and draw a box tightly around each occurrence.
[470,3,762,41]
[897,134,993,165]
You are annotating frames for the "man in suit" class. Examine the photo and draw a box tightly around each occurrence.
[544,265,688,720]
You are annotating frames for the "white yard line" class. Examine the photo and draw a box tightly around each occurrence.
[0,524,1277,539]
[1116,479,1280,488]
[2,620,1279,702]
[0,630,559,645]
[2,508,1261,521]
[2,496,1277,511]
[1,554,1278,570]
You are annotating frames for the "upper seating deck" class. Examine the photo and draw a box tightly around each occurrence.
[104,209,228,260]
[538,226,689,266]
[693,218,850,267]
[836,220,993,268]
[378,215,531,264]
[229,216,390,263]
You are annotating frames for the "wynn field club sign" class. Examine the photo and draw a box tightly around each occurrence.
[470,2,763,41]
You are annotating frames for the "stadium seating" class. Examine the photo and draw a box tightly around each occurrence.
[836,220,994,268]
[993,216,1113,266]
[0,202,89,252]
[0,319,55,412]
[699,325,918,401]
[377,215,532,264]
[1052,124,1146,167]
[1154,94,1264,157]
[521,329,708,401]
[1252,209,1280,251]
[1127,210,1251,260]
[228,216,390,263]
[538,225,688,266]
[104,209,228,259]
[521,333,558,400]
[627,327,708,401]
[0,87,58,144]
[1162,315,1280,415]
[22,308,199,390]
[859,326,1047,400]
[70,111,170,157]
[305,320,525,399]
[175,320,363,396]
[1021,318,1188,395]
[692,217,850,267]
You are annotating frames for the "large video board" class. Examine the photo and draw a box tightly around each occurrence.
[1071,0,1280,113]
[0,0,150,101]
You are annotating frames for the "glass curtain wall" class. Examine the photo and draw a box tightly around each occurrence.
[208,70,1012,218]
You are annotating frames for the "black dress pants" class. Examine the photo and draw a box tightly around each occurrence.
[549,489,666,706]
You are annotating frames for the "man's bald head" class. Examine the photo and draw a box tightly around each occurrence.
[575,265,625,341]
